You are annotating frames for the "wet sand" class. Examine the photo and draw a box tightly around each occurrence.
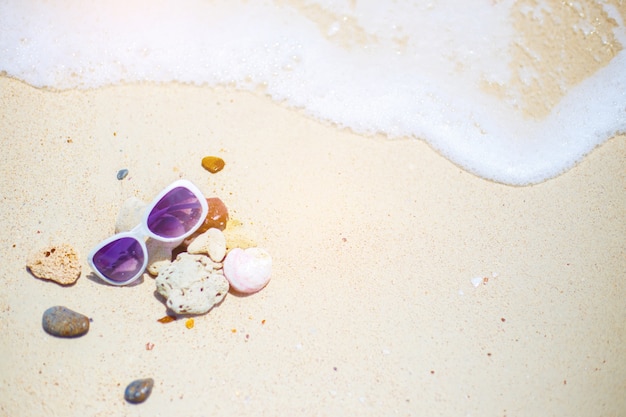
[0,76,624,416]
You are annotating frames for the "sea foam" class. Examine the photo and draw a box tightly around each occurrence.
[1,0,624,184]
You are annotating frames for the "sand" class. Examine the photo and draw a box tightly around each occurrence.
[0,75,624,416]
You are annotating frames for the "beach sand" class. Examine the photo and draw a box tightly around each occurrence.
[0,76,624,416]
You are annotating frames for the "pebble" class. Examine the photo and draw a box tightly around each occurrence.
[124,378,154,404]
[116,168,129,180]
[26,244,81,285]
[187,228,227,262]
[184,197,229,248]
[42,306,90,337]
[196,197,229,233]
[201,156,225,173]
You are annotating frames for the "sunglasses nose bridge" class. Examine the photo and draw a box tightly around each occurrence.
[129,222,151,241]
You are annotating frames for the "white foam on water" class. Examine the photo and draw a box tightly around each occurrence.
[1,0,625,184]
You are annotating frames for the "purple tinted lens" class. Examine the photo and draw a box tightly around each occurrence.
[147,186,204,238]
[92,237,145,283]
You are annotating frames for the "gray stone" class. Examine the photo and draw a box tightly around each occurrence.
[124,378,154,404]
[42,306,89,337]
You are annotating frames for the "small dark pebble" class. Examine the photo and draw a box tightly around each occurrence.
[125,378,154,404]
[42,306,90,338]
[117,169,129,180]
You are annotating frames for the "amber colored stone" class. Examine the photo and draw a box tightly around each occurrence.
[201,156,225,173]
[157,315,176,323]
[196,197,229,233]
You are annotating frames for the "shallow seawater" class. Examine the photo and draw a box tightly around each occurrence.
[1,0,624,184]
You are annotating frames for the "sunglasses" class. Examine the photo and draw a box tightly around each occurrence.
[88,179,208,286]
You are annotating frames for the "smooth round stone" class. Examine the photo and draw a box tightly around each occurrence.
[124,378,154,404]
[116,168,129,180]
[42,306,90,337]
[196,197,229,233]
[201,156,225,173]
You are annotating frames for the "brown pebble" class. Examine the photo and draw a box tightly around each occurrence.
[157,315,176,323]
[196,197,229,233]
[182,197,230,249]
[42,306,90,337]
[27,244,81,285]
[201,156,225,173]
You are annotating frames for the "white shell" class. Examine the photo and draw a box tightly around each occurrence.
[155,253,229,314]
[223,247,272,294]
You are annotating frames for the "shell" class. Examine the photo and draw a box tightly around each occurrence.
[223,247,272,294]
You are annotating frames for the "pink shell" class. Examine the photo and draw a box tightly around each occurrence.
[223,247,272,294]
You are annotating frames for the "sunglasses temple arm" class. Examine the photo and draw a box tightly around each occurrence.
[129,223,145,234]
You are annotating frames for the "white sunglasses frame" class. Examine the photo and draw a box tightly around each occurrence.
[87,179,208,286]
